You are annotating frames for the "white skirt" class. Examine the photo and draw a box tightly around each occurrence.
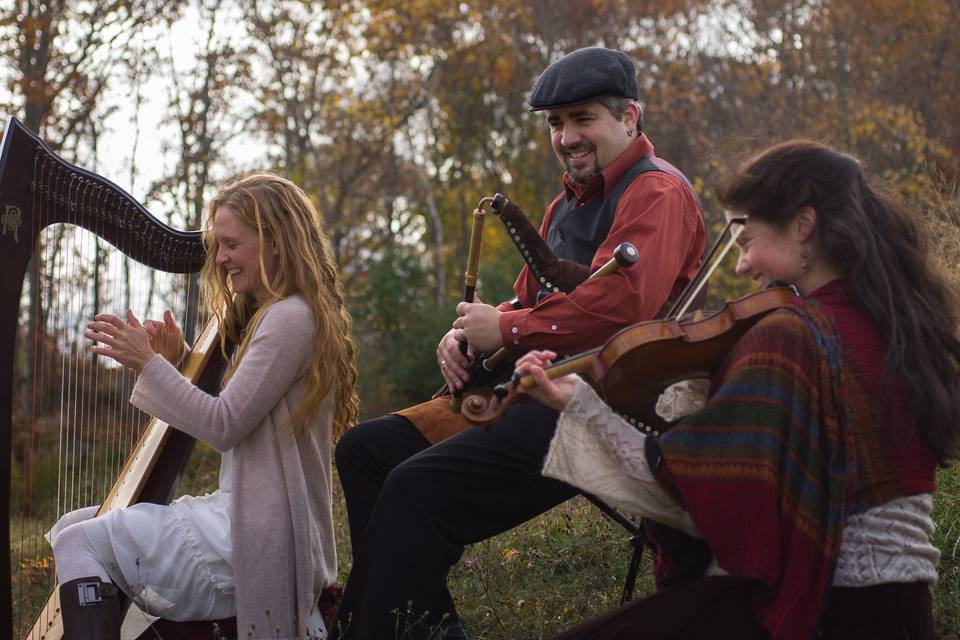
[51,490,236,621]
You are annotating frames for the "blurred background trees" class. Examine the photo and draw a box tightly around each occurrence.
[2,0,957,416]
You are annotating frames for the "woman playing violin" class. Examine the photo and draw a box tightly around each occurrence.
[516,140,960,639]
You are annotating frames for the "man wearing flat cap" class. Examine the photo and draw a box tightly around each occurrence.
[331,47,706,640]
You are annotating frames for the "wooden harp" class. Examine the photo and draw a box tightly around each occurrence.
[0,116,226,639]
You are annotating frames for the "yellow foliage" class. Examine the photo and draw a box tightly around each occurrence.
[901,173,960,293]
[847,102,955,188]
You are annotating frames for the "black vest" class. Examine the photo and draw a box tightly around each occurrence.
[545,155,659,265]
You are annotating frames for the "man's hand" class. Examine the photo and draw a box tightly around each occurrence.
[453,301,504,352]
[144,309,185,366]
[437,329,472,393]
[437,293,487,393]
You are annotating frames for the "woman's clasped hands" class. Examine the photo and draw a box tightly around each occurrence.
[86,308,184,372]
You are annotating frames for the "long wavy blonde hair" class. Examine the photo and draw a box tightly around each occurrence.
[200,172,358,439]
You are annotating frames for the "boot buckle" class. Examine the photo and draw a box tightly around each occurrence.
[76,581,118,606]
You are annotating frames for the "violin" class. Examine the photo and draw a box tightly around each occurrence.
[460,285,797,432]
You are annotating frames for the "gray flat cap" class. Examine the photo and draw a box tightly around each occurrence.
[528,47,638,112]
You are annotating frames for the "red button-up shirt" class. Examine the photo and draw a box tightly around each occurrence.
[497,134,706,354]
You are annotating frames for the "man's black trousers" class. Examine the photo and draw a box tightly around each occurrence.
[330,399,577,640]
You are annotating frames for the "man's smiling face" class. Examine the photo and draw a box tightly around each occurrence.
[546,101,636,185]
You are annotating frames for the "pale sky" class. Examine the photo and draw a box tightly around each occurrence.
[94,2,257,225]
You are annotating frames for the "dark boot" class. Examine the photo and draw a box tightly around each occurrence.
[59,576,122,640]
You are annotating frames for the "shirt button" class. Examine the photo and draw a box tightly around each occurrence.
[511,327,519,334]
[513,339,520,346]
[551,324,558,331]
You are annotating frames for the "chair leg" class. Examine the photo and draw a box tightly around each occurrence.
[620,535,646,604]
[582,493,649,604]
[59,576,122,640]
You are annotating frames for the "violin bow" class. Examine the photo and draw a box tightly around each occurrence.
[666,216,748,320]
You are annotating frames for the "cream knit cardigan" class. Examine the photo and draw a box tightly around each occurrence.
[132,294,336,638]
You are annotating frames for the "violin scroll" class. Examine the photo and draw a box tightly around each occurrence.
[459,368,539,426]
[460,391,504,426]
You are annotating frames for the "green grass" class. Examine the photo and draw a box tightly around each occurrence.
[446,497,649,639]
[9,516,57,636]
[933,466,960,637]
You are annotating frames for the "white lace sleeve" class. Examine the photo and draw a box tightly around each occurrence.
[834,494,940,586]
[543,376,701,537]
